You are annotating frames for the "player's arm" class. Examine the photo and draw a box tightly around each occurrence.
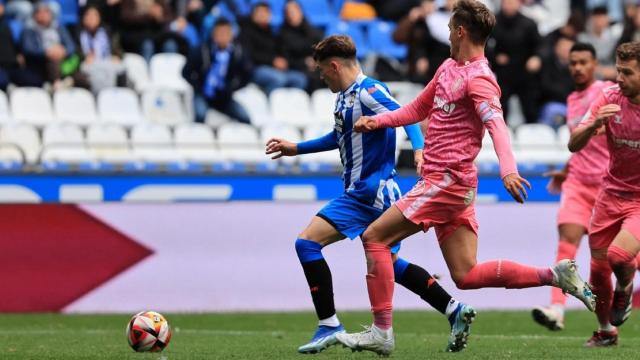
[358,84,425,172]
[265,131,338,159]
[568,92,619,152]
[354,77,437,132]
[470,76,531,203]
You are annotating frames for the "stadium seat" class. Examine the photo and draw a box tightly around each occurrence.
[174,123,223,164]
[325,20,369,57]
[270,88,313,128]
[204,109,233,129]
[57,0,79,25]
[0,90,12,123]
[260,124,301,165]
[97,87,144,126]
[41,123,94,166]
[0,143,23,169]
[557,124,570,147]
[515,123,565,164]
[311,88,336,124]
[123,53,151,92]
[232,84,272,127]
[131,123,183,165]
[54,87,98,125]
[142,89,187,126]
[385,81,422,105]
[10,87,55,126]
[217,122,268,164]
[149,53,191,93]
[367,21,408,60]
[86,123,132,164]
[0,123,41,164]
[299,0,333,27]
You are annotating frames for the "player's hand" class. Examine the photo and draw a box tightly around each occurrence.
[543,169,567,195]
[414,149,423,176]
[353,116,377,133]
[592,104,621,129]
[503,173,531,204]
[265,138,297,159]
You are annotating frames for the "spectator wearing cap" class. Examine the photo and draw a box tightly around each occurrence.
[240,1,307,95]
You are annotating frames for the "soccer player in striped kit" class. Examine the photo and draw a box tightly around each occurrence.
[266,35,474,354]
[569,41,640,347]
[336,1,595,355]
[532,42,613,331]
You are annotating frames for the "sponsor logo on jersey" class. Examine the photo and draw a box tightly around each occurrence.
[434,96,456,115]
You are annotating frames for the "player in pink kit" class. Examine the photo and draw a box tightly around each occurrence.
[569,41,640,347]
[532,43,612,331]
[335,0,596,356]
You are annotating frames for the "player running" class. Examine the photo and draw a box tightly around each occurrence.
[265,35,475,354]
[335,1,595,356]
[532,42,612,331]
[568,41,640,347]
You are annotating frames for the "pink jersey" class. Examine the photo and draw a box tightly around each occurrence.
[578,84,640,195]
[375,57,518,187]
[565,80,611,186]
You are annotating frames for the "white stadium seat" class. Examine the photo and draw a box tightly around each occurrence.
[557,125,570,147]
[0,123,41,164]
[98,87,144,126]
[54,87,98,125]
[149,53,190,92]
[142,89,187,125]
[515,124,565,164]
[311,88,336,124]
[232,85,272,127]
[123,53,151,91]
[86,123,132,164]
[131,123,182,164]
[217,122,267,163]
[260,124,301,165]
[0,90,12,123]
[299,125,342,169]
[10,87,54,126]
[41,123,94,164]
[174,123,222,164]
[270,88,313,128]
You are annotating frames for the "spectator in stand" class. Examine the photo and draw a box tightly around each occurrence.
[79,0,122,30]
[367,0,420,22]
[119,0,186,62]
[538,36,575,129]
[393,0,453,84]
[537,10,584,60]
[186,18,251,124]
[77,5,126,93]
[280,0,323,92]
[618,2,640,44]
[577,6,622,79]
[488,0,541,124]
[21,2,88,89]
[240,1,306,95]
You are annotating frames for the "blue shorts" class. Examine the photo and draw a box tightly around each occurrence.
[316,194,402,254]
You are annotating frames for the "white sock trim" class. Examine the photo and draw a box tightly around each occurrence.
[319,314,340,327]
[445,299,460,317]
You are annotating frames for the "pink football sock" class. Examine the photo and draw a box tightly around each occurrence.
[458,260,553,290]
[551,240,578,305]
[608,245,637,289]
[590,257,613,328]
[364,242,394,330]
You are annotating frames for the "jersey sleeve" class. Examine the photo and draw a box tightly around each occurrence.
[575,89,609,131]
[296,130,338,154]
[469,76,518,178]
[373,79,436,128]
[360,84,424,150]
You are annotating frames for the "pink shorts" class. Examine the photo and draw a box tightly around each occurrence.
[557,177,600,229]
[589,189,640,250]
[395,173,479,243]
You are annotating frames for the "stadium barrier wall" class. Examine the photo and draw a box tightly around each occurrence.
[6,201,638,313]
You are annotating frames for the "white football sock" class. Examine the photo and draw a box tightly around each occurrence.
[445,299,460,317]
[318,314,340,327]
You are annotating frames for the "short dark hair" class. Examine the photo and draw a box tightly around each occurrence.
[253,1,270,10]
[570,42,597,58]
[451,0,496,45]
[312,35,357,62]
[616,41,640,64]
[214,17,232,28]
[591,6,608,16]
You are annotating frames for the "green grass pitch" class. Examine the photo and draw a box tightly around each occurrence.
[1,310,638,359]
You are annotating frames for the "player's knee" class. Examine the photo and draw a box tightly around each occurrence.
[590,247,608,261]
[451,271,470,289]
[361,227,383,244]
[294,238,323,262]
[607,246,635,269]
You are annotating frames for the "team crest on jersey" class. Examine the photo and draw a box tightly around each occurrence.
[451,78,463,93]
[367,86,377,94]
[345,91,356,108]
[334,111,344,132]
[614,114,622,124]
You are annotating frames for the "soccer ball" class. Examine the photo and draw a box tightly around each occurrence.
[126,311,172,352]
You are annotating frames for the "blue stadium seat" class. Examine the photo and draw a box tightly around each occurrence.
[298,0,334,27]
[325,20,370,58]
[8,19,23,44]
[367,20,407,60]
[55,0,78,25]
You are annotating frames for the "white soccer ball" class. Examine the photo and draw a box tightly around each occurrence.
[126,311,172,352]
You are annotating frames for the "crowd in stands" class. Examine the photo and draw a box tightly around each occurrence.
[0,0,638,170]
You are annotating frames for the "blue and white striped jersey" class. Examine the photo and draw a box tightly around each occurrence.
[332,73,421,209]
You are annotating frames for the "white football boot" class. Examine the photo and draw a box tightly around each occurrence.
[335,325,394,356]
[552,259,596,311]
